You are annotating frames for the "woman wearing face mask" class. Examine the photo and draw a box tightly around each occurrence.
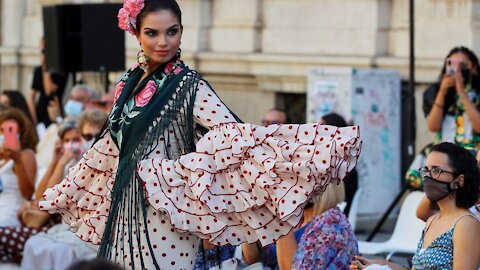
[0,108,39,263]
[62,84,95,119]
[0,120,81,265]
[16,119,83,230]
[406,47,480,191]
[352,142,480,270]
[20,110,108,270]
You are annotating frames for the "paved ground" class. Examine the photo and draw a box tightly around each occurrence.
[356,230,412,268]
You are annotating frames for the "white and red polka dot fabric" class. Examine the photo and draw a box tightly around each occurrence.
[40,81,361,269]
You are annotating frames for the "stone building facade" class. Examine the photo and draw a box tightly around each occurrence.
[1,0,479,150]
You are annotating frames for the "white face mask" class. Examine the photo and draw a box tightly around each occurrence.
[64,100,84,118]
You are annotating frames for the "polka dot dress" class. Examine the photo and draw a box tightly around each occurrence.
[0,219,58,264]
[40,79,362,269]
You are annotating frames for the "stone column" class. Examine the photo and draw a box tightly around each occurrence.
[179,0,212,53]
[208,0,262,53]
[0,0,27,91]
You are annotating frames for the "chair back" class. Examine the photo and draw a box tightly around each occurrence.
[348,187,363,231]
[385,191,426,251]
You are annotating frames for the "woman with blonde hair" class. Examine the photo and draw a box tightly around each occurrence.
[242,182,359,270]
[280,182,358,270]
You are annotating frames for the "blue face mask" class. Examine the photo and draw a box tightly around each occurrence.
[64,100,83,118]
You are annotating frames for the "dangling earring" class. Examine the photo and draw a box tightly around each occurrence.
[175,46,182,59]
[137,49,149,72]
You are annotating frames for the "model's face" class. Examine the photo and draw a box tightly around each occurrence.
[136,10,182,72]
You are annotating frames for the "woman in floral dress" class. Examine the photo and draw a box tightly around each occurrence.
[39,0,362,269]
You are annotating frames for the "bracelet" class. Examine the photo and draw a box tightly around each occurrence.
[434,103,444,109]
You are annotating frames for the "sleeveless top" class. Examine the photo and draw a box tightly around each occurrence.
[0,159,27,226]
[412,212,480,270]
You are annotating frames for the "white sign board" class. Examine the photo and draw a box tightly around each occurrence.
[308,67,401,215]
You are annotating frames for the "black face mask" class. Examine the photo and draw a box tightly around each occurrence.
[423,176,455,203]
[461,66,472,85]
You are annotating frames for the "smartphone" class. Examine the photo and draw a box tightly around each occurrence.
[446,58,456,76]
[1,120,20,150]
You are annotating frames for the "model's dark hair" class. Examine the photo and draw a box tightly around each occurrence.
[1,90,34,123]
[321,112,347,127]
[431,142,480,209]
[136,0,182,30]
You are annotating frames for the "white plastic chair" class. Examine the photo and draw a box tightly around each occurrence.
[358,191,426,259]
[348,187,363,231]
[337,201,347,212]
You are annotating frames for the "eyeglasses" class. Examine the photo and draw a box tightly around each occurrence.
[419,166,458,179]
[82,133,97,141]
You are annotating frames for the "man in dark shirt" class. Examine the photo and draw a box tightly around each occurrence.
[27,38,67,128]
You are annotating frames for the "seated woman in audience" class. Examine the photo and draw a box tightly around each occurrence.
[0,108,37,226]
[1,90,35,125]
[0,117,86,264]
[417,147,480,222]
[0,108,38,263]
[351,142,480,270]
[17,118,83,229]
[0,119,79,264]
[21,109,108,270]
[242,182,358,270]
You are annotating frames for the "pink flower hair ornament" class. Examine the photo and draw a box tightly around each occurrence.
[118,0,145,35]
